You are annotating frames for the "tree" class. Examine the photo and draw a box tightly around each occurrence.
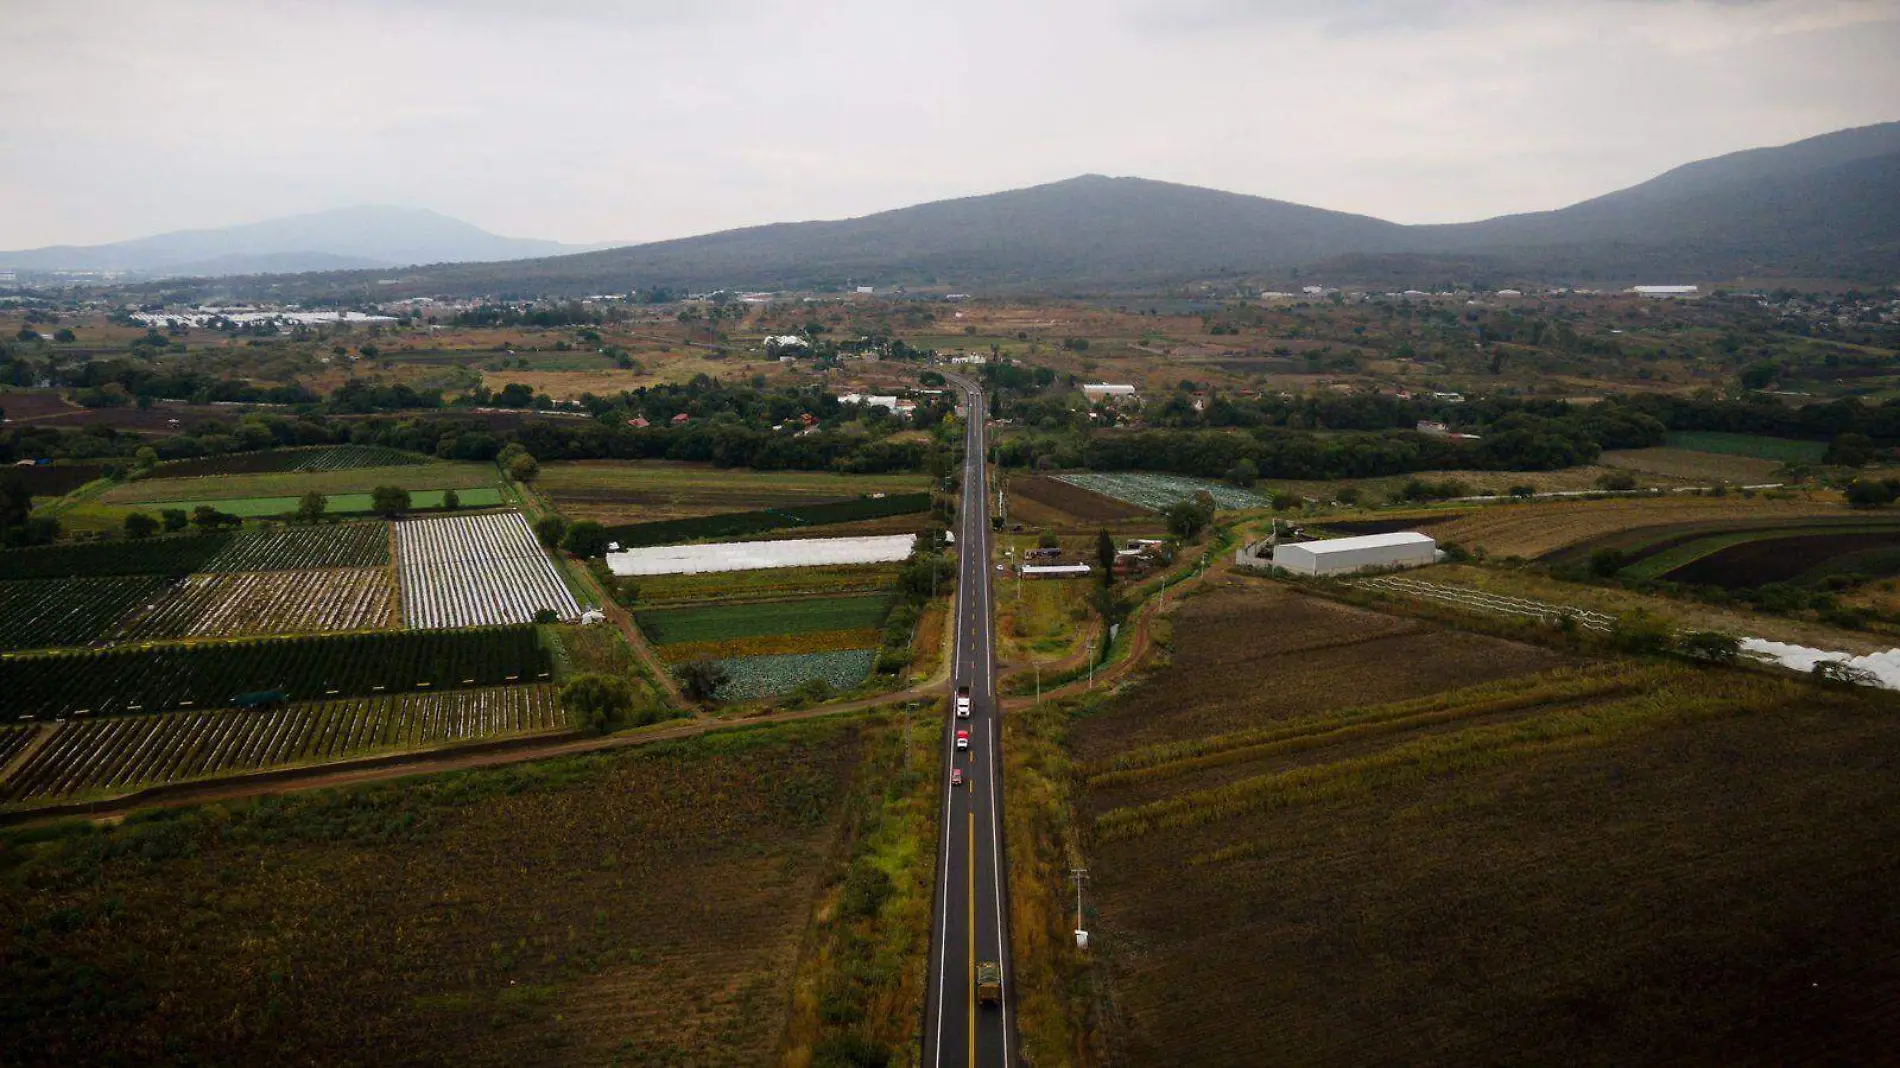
[53,328,76,344]
[295,492,328,524]
[0,470,30,528]
[1588,547,1628,578]
[191,505,226,532]
[563,519,611,558]
[534,514,569,550]
[562,673,635,735]
[1037,529,1059,550]
[1813,660,1879,688]
[1226,458,1258,488]
[133,446,159,471]
[441,488,460,511]
[1845,479,1895,508]
[1607,610,1671,655]
[123,512,160,539]
[371,486,411,516]
[161,508,189,532]
[1165,493,1216,541]
[677,659,730,702]
[1096,528,1116,585]
[507,453,540,482]
[1676,631,1740,665]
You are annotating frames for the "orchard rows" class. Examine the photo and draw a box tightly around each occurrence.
[3,685,564,801]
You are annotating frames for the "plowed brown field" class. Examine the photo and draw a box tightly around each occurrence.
[1428,495,1842,558]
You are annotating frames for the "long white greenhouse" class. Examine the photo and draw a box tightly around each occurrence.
[606,533,918,576]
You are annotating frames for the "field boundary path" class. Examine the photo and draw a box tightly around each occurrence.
[0,726,58,785]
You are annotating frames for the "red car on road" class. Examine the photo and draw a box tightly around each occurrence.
[951,768,963,786]
[955,729,970,751]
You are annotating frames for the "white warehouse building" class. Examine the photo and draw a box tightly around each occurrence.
[1272,532,1437,576]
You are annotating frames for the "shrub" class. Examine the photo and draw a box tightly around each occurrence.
[1813,660,1879,687]
[562,673,634,735]
[1607,610,1671,655]
[677,659,729,702]
[563,520,611,558]
[534,514,568,550]
[1676,631,1740,665]
[370,486,411,516]
[123,512,159,539]
[1588,548,1628,577]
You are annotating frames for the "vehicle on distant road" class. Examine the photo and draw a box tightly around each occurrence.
[956,684,971,718]
[951,767,963,786]
[977,961,1002,1005]
[956,729,969,750]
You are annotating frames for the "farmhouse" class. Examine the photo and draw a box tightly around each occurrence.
[1271,532,1436,576]
[1083,383,1138,403]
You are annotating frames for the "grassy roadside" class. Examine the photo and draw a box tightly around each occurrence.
[783,707,939,1066]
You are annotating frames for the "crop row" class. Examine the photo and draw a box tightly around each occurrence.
[659,627,883,664]
[122,568,397,639]
[151,445,432,478]
[202,522,390,571]
[396,511,580,628]
[602,492,932,548]
[713,648,877,700]
[1055,471,1266,512]
[0,576,168,651]
[636,563,900,607]
[3,684,562,801]
[1,625,551,719]
[0,725,35,768]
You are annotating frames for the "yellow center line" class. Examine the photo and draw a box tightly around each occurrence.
[968,810,977,1068]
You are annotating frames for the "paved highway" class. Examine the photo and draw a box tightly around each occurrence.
[924,377,1013,1067]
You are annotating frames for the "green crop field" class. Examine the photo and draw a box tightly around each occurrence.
[639,593,893,645]
[105,462,500,505]
[1663,431,1827,463]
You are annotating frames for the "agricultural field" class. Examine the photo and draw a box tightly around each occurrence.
[607,533,917,576]
[1664,430,1829,462]
[0,719,877,1065]
[639,594,892,646]
[1598,446,1787,485]
[3,685,564,802]
[103,460,499,506]
[1425,495,1844,559]
[635,562,900,607]
[0,523,389,580]
[151,445,432,478]
[1060,578,1900,1064]
[538,459,929,524]
[712,648,881,700]
[601,492,932,548]
[396,512,580,627]
[0,575,169,650]
[1006,474,1153,530]
[1054,471,1267,511]
[2,625,550,719]
[121,568,398,639]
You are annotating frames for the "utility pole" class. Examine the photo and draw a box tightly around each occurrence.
[1070,868,1090,948]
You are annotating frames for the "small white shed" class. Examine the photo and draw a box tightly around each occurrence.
[1272,532,1436,576]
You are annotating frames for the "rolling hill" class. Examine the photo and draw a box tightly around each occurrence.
[93,121,1900,298]
[0,206,587,277]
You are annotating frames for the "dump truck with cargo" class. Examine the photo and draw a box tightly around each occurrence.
[977,961,1001,1005]
[956,684,971,718]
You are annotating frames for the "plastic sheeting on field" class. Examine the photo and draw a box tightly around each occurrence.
[606,534,917,576]
[1740,637,1900,690]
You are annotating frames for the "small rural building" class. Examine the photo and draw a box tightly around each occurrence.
[1271,532,1437,576]
[1021,563,1091,580]
[1630,285,1699,298]
[1082,383,1138,404]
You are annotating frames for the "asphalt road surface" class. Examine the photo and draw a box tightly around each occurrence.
[924,377,1013,1067]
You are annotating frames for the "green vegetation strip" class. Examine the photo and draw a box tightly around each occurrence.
[135,486,503,518]
[639,593,894,645]
[602,492,931,547]
[1,626,551,718]
[1663,431,1826,463]
[715,649,879,700]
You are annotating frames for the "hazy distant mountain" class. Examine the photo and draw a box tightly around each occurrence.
[105,121,1900,298]
[0,206,583,277]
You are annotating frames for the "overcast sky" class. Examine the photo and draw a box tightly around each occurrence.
[2,0,1896,249]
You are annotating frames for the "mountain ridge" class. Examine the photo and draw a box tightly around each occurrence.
[39,121,1900,294]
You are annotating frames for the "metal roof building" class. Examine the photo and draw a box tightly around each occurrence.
[1271,532,1436,576]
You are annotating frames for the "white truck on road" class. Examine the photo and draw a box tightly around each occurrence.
[955,684,971,718]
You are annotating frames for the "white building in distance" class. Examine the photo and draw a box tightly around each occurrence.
[1630,285,1699,298]
[1082,383,1138,403]
[1272,532,1437,576]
